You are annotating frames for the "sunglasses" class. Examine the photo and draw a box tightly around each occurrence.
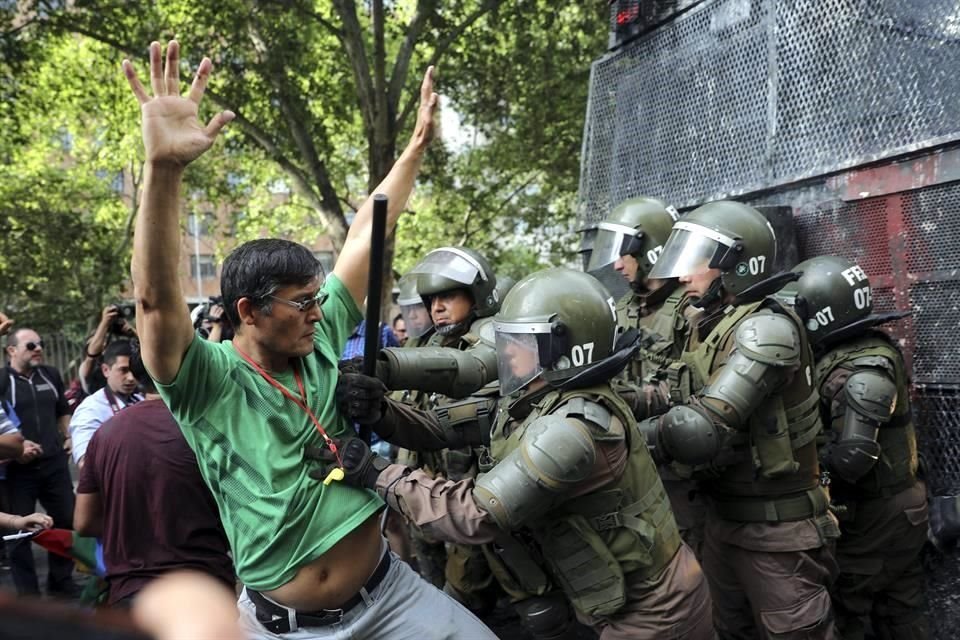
[25,340,44,351]
[267,291,330,313]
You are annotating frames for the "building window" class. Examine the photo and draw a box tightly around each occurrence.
[190,255,218,279]
[187,212,217,237]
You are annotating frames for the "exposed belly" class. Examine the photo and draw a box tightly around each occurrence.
[262,512,383,610]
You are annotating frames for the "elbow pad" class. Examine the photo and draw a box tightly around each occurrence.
[825,369,896,482]
[657,404,725,466]
[473,415,596,529]
[378,343,497,399]
[700,313,800,428]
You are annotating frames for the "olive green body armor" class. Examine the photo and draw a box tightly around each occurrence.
[478,384,681,617]
[616,289,690,386]
[815,331,918,501]
[676,300,827,522]
[392,318,493,476]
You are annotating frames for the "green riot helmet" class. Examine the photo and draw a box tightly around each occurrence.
[648,200,777,306]
[775,255,905,347]
[585,196,680,277]
[396,273,433,340]
[410,247,499,319]
[494,267,617,396]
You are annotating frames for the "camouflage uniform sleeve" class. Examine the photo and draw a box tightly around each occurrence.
[375,466,501,545]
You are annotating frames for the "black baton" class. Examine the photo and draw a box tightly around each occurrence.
[360,194,388,444]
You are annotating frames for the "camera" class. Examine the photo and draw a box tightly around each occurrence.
[110,302,136,334]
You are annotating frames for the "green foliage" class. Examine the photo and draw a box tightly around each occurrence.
[2,0,609,325]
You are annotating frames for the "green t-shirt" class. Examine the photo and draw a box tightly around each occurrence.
[157,274,382,590]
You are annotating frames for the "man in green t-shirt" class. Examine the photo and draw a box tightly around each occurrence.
[124,39,497,639]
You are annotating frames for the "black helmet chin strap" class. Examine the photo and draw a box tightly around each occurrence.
[630,277,679,309]
[689,277,724,310]
[434,311,476,338]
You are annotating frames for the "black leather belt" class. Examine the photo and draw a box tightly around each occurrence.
[248,551,392,634]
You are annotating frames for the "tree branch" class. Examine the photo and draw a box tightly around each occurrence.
[388,0,436,113]
[396,0,499,132]
[331,0,377,139]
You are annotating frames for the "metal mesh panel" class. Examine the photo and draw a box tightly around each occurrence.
[916,390,960,495]
[910,281,960,386]
[580,0,960,221]
[790,198,892,277]
[903,182,960,274]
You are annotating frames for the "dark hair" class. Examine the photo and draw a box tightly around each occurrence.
[128,341,156,393]
[220,239,323,328]
[392,313,404,327]
[102,339,133,367]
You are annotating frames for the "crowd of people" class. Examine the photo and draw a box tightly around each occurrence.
[0,37,953,640]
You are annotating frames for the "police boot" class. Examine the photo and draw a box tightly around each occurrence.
[513,593,578,640]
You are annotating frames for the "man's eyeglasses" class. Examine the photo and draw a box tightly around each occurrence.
[25,340,44,351]
[267,291,329,313]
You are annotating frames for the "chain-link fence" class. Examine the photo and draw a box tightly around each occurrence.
[580,1,960,636]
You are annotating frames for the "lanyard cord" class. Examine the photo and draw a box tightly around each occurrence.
[232,344,342,467]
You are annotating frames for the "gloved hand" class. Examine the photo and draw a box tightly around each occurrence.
[305,438,390,491]
[336,372,387,424]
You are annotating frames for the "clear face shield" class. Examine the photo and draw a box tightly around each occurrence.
[585,222,640,272]
[399,301,432,339]
[494,326,547,396]
[647,222,733,280]
[409,250,484,288]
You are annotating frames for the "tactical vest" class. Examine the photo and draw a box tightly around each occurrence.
[674,300,827,523]
[397,319,489,475]
[814,331,918,500]
[616,289,689,385]
[481,384,682,617]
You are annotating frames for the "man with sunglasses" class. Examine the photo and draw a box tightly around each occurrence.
[2,328,78,597]
[125,40,495,639]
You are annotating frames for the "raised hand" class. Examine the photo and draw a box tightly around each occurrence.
[0,311,12,336]
[407,66,438,153]
[123,40,234,168]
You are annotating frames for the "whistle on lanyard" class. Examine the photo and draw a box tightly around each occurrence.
[323,467,346,486]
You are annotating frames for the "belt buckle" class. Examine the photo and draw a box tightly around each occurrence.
[320,608,344,624]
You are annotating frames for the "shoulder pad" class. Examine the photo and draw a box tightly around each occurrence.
[559,397,625,440]
[849,354,895,376]
[563,397,611,430]
[734,312,801,366]
[845,368,897,423]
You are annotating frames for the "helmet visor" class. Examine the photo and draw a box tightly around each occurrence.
[409,250,486,287]
[400,302,432,339]
[495,331,544,396]
[585,222,639,272]
[647,223,730,280]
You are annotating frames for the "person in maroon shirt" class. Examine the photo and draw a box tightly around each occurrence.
[74,351,234,606]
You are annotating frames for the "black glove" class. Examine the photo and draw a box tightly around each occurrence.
[336,372,387,424]
[305,438,390,490]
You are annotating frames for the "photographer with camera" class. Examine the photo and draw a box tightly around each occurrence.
[78,304,138,397]
[190,297,234,344]
[70,340,143,468]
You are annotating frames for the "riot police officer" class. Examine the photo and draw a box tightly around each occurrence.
[316,268,714,640]
[347,247,501,610]
[396,273,433,344]
[642,201,838,638]
[777,255,927,640]
[588,196,708,557]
